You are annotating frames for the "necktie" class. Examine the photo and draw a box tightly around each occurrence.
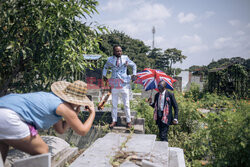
[116,57,119,67]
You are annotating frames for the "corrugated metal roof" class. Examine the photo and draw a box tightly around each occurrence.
[83,54,102,60]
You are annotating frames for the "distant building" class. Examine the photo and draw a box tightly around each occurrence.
[176,70,205,92]
[176,71,189,92]
[186,69,206,91]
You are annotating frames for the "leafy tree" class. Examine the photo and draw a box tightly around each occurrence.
[207,57,246,70]
[162,48,186,75]
[148,48,162,69]
[244,58,250,70]
[174,68,182,75]
[207,64,248,98]
[0,0,105,96]
[207,58,230,69]
[230,57,246,65]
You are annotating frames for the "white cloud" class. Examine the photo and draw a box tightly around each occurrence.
[229,20,240,26]
[130,3,171,21]
[105,18,140,35]
[145,34,178,50]
[100,1,172,38]
[204,11,215,18]
[171,34,208,54]
[178,12,196,23]
[246,23,250,28]
[101,0,125,12]
[181,34,202,44]
[194,23,202,28]
[236,31,245,36]
[214,37,233,49]
[187,45,208,54]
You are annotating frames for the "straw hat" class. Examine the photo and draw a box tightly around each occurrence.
[51,80,92,106]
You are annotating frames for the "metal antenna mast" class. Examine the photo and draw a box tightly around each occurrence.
[152,26,155,49]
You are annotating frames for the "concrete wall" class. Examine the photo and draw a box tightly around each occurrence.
[186,73,204,91]
[173,76,182,92]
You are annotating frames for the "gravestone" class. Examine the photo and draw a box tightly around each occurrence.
[5,136,78,167]
[12,153,51,167]
[69,132,186,167]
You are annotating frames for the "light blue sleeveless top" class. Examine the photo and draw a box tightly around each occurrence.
[0,92,64,129]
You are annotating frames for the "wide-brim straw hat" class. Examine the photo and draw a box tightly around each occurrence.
[51,80,92,106]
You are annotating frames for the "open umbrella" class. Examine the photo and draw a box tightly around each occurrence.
[135,68,176,91]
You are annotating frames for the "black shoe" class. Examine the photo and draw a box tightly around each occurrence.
[126,122,132,128]
[109,122,116,129]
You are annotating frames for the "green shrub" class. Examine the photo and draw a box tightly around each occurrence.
[184,83,201,101]
[206,101,250,166]
[169,91,209,166]
[175,91,201,134]
[134,98,158,135]
[132,91,250,167]
[200,93,233,109]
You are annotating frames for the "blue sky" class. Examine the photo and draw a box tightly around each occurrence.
[85,0,250,69]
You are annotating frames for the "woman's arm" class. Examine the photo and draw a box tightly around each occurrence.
[53,105,81,134]
[53,119,70,134]
[55,102,95,136]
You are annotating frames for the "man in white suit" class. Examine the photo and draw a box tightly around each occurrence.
[102,45,137,128]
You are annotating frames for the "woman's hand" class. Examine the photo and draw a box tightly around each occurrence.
[147,97,152,104]
[85,102,95,114]
[56,102,95,136]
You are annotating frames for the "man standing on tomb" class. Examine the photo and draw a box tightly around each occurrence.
[102,45,137,128]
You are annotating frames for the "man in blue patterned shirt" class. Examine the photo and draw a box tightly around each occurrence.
[102,45,137,128]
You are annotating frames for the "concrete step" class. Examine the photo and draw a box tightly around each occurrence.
[69,133,128,167]
[111,124,144,134]
[69,133,156,167]
[117,111,137,117]
[119,116,144,126]
[144,141,169,166]
[123,133,156,155]
[169,147,186,167]
[12,153,51,167]
[5,136,78,167]
[52,147,78,167]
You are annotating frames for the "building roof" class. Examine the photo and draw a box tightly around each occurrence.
[83,54,102,60]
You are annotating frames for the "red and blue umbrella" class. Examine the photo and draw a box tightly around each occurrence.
[135,68,176,91]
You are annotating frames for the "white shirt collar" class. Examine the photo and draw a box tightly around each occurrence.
[160,90,166,95]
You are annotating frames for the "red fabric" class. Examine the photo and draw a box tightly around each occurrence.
[116,57,119,66]
[153,95,169,124]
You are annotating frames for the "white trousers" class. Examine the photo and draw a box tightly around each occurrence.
[111,88,131,123]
